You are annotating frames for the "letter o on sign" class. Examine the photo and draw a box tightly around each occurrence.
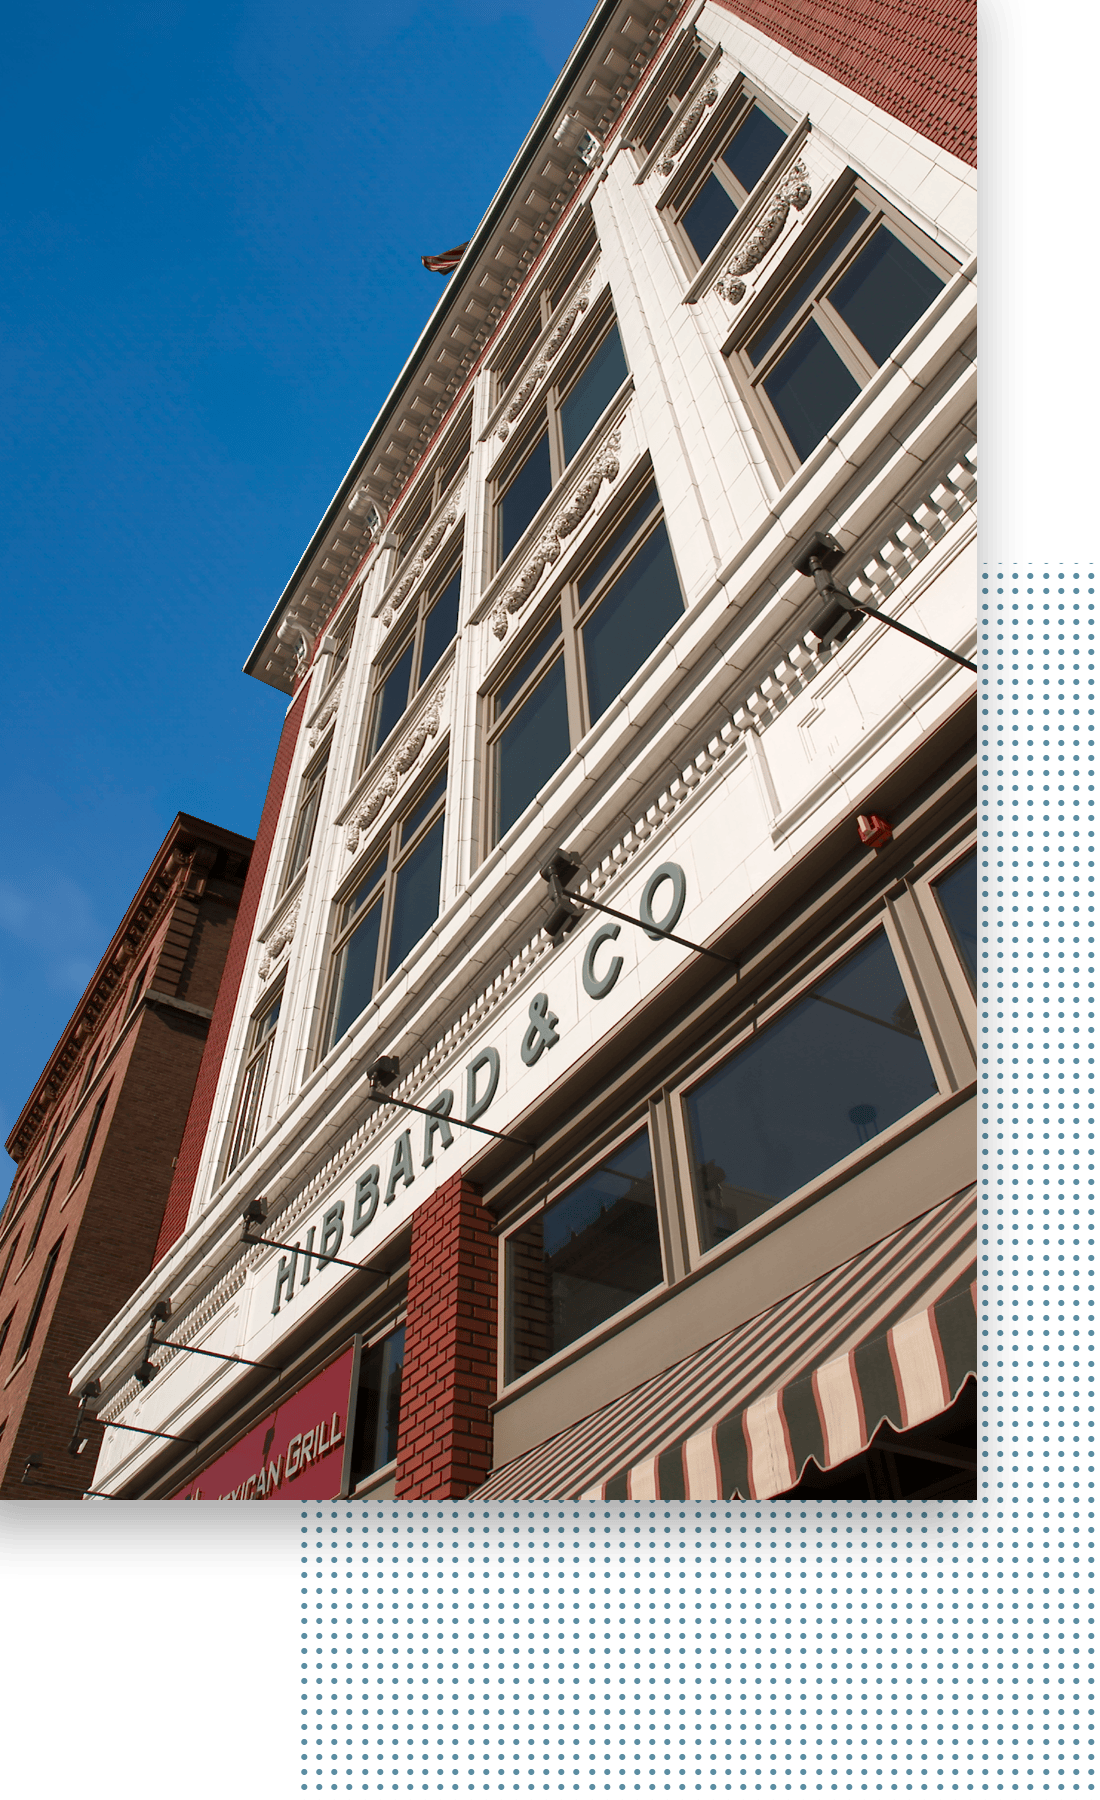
[638,862,687,941]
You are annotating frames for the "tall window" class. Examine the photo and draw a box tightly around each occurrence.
[486,481,685,845]
[0,1310,14,1363]
[492,316,630,568]
[632,42,711,155]
[727,186,954,475]
[933,849,977,987]
[505,1129,663,1381]
[391,410,471,565]
[72,1091,109,1185]
[283,752,329,891]
[226,991,282,1174]
[349,1324,405,1485]
[684,932,938,1251]
[363,561,461,767]
[672,98,788,262]
[78,1046,100,1098]
[323,771,447,1053]
[126,958,151,1016]
[24,1172,60,1263]
[0,1236,21,1300]
[491,212,599,404]
[14,1238,63,1364]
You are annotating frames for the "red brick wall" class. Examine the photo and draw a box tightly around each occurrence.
[713,0,976,166]
[394,1174,497,1500]
[153,686,310,1263]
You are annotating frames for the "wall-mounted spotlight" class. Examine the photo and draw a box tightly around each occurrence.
[68,1373,197,1449]
[538,849,737,965]
[366,1055,533,1147]
[797,532,977,673]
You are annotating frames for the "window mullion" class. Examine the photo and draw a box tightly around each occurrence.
[815,297,881,383]
[561,594,588,742]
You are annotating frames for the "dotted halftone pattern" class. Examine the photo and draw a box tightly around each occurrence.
[299,568,1094,1792]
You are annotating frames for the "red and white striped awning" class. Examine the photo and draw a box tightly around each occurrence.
[477,1185,976,1502]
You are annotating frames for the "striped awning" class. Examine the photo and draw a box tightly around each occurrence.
[477,1185,976,1502]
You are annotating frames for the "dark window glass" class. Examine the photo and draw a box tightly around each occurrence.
[496,655,570,839]
[25,1173,60,1261]
[73,1093,108,1183]
[285,757,328,887]
[399,772,447,849]
[499,432,552,563]
[0,1309,14,1361]
[385,815,445,980]
[934,851,977,985]
[127,959,151,1015]
[368,641,415,760]
[395,492,431,563]
[761,319,862,462]
[681,173,739,261]
[559,326,629,465]
[747,203,869,366]
[582,520,684,721]
[828,225,945,367]
[495,616,563,716]
[577,484,659,607]
[686,931,938,1250]
[329,902,384,1045]
[16,1239,63,1363]
[350,1326,405,1484]
[506,1130,663,1379]
[720,104,786,195]
[79,1048,100,1098]
[0,1236,21,1299]
[418,569,461,683]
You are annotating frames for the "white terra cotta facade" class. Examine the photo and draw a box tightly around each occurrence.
[75,0,977,1501]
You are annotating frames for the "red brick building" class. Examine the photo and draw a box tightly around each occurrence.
[0,815,251,1498]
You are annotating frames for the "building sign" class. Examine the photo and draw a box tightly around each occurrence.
[171,1344,355,1500]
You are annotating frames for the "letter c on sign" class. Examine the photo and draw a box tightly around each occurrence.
[582,923,624,1000]
[638,862,687,941]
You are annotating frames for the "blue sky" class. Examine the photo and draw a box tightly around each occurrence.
[1,0,595,1179]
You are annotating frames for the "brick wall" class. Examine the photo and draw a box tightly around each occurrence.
[0,894,237,1498]
[714,0,976,166]
[394,1174,497,1500]
[153,686,310,1262]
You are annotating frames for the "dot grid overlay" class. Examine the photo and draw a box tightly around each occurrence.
[300,570,1094,1791]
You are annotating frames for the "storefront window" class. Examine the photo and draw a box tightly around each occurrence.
[933,849,977,985]
[685,930,939,1249]
[505,1129,663,1381]
[350,1324,405,1484]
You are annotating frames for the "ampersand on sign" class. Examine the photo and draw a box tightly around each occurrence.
[521,992,560,1066]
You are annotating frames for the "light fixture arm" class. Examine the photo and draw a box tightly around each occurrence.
[798,533,977,674]
[539,850,737,964]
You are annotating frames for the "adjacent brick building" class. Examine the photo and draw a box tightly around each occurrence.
[0,815,252,1498]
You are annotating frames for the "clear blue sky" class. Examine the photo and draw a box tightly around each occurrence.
[1,0,595,1180]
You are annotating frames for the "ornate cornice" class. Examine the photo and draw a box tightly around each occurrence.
[713,160,813,304]
[345,679,449,855]
[489,429,621,640]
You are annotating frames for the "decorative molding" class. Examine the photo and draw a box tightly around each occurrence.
[380,490,463,628]
[489,429,622,640]
[258,898,301,983]
[345,679,449,854]
[713,160,813,304]
[497,275,594,442]
[308,671,345,748]
[657,76,720,176]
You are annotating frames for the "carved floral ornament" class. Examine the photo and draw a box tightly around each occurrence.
[308,671,344,749]
[489,429,621,641]
[497,275,595,443]
[713,160,812,304]
[657,76,720,176]
[381,494,462,629]
[258,899,301,983]
[345,678,449,854]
